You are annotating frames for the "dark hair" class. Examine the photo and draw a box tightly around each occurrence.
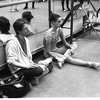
[0,16,10,34]
[22,11,34,22]
[13,18,26,35]
[49,13,60,22]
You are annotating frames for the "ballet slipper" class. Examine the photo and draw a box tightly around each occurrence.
[57,61,63,69]
[38,57,53,66]
[88,62,100,70]
[55,57,64,69]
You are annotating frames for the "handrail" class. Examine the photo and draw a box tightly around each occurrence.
[60,4,80,28]
[88,0,97,12]
[0,0,36,8]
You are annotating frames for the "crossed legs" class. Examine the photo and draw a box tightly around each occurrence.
[46,45,100,69]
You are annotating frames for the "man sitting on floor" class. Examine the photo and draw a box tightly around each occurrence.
[5,18,53,86]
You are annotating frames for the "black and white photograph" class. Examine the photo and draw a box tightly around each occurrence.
[0,0,100,99]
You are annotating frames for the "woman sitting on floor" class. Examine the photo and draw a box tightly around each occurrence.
[43,12,100,69]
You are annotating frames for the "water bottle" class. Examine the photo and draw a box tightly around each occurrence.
[72,42,78,50]
[70,42,78,55]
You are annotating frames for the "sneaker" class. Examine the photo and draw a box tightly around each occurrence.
[11,9,16,12]
[63,9,67,12]
[30,77,39,86]
[62,8,66,12]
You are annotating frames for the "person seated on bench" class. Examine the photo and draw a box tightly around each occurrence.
[43,12,100,69]
[0,16,14,44]
[22,11,37,37]
[5,18,53,86]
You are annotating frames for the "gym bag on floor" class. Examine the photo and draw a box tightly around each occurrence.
[0,72,30,98]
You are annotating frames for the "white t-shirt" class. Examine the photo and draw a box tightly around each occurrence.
[0,34,15,44]
[27,23,37,37]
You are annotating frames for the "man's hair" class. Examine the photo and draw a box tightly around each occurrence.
[0,16,10,34]
[13,18,26,35]
[49,13,60,22]
[22,11,34,22]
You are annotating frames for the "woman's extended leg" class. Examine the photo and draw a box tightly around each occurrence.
[65,56,89,66]
[65,56,100,69]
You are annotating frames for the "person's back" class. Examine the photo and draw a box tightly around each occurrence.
[0,16,14,44]
[22,11,37,37]
[27,21,37,36]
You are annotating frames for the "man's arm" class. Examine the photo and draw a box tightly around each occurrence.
[6,40,33,69]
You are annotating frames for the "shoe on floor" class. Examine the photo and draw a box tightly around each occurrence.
[30,77,39,86]
[11,9,16,12]
[23,7,28,9]
[88,62,100,70]
[63,9,67,12]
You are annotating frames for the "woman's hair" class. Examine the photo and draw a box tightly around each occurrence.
[49,13,60,22]
[22,11,34,22]
[0,16,10,34]
[13,18,26,35]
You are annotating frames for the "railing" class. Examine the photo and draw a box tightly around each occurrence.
[0,0,36,8]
